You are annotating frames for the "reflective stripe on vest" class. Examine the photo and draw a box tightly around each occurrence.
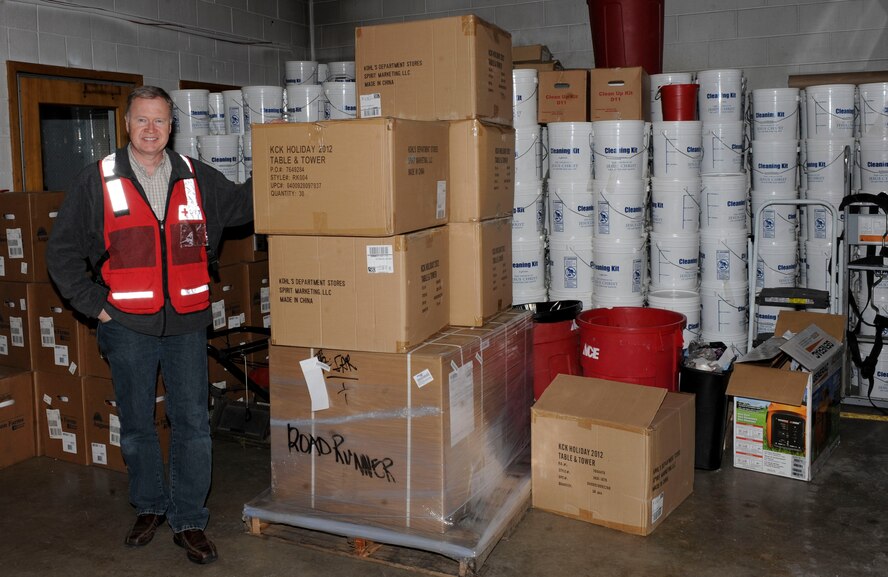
[181,285,209,296]
[102,155,130,216]
[111,290,154,300]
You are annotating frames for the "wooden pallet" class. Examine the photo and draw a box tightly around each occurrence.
[244,495,529,577]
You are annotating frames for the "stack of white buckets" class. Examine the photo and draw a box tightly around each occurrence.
[511,69,547,305]
[170,89,242,183]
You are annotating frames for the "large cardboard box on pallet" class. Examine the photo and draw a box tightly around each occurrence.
[727,311,844,482]
[0,191,64,283]
[28,282,83,376]
[448,218,512,327]
[590,67,650,121]
[269,227,449,353]
[449,120,515,222]
[0,367,36,469]
[35,371,88,465]
[252,119,449,236]
[0,281,33,370]
[532,375,695,535]
[269,309,533,533]
[355,15,512,125]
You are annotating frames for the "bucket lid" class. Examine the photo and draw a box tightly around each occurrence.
[516,300,583,323]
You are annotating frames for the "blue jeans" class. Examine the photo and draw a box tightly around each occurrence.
[97,320,211,533]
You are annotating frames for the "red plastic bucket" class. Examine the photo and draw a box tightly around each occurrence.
[577,307,686,391]
[659,83,699,121]
[588,0,665,75]
[519,301,584,400]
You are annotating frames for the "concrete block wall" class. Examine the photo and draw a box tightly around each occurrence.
[0,0,310,190]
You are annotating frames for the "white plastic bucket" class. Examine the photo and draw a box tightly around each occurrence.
[512,239,546,292]
[242,85,284,130]
[172,134,199,158]
[804,240,833,291]
[799,88,808,140]
[591,120,647,180]
[285,84,325,122]
[750,192,798,242]
[802,192,844,241]
[700,281,749,335]
[323,81,356,119]
[170,89,210,136]
[207,93,226,136]
[285,60,318,85]
[755,241,798,290]
[513,290,549,307]
[548,181,595,241]
[697,69,744,122]
[515,125,543,183]
[804,138,854,192]
[858,137,888,190]
[752,88,800,140]
[649,232,700,291]
[198,134,241,183]
[650,72,694,123]
[652,121,703,178]
[647,288,702,348]
[592,236,646,297]
[701,121,745,174]
[859,83,888,138]
[327,61,356,82]
[592,293,645,309]
[512,180,545,241]
[701,331,749,356]
[750,140,799,191]
[853,342,888,400]
[548,239,594,293]
[549,290,594,312]
[650,178,701,234]
[241,134,253,183]
[512,69,539,127]
[592,180,646,239]
[806,84,855,139]
[700,173,748,230]
[222,90,244,135]
[548,122,593,182]
[699,228,748,285]
[317,63,329,84]
[755,304,794,336]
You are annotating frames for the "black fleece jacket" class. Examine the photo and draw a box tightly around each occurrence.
[46,147,254,336]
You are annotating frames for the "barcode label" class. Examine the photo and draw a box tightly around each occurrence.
[6,228,23,259]
[54,344,69,366]
[212,300,226,330]
[109,414,121,447]
[39,317,55,347]
[46,408,63,439]
[651,492,665,524]
[260,287,271,313]
[263,314,271,329]
[436,181,447,220]
[10,316,24,347]
[91,442,108,465]
[227,315,242,329]
[366,245,394,274]
[0,335,7,355]
[791,456,806,479]
[359,93,382,118]
[61,431,77,454]
[0,256,5,276]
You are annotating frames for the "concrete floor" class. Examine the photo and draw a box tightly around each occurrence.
[1,413,886,577]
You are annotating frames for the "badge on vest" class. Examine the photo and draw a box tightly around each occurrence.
[178,204,204,221]
[179,223,208,248]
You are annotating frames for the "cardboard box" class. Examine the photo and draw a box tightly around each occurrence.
[77,320,111,380]
[210,263,251,333]
[0,367,36,469]
[82,376,169,472]
[449,120,515,222]
[252,119,449,236]
[538,70,589,123]
[512,44,552,64]
[727,311,844,482]
[532,375,695,536]
[448,218,512,327]
[355,15,513,125]
[514,61,562,73]
[218,223,268,266]
[269,309,533,533]
[269,227,449,353]
[0,281,33,370]
[28,282,82,376]
[34,371,88,465]
[0,191,64,283]
[590,67,650,121]
[245,260,271,329]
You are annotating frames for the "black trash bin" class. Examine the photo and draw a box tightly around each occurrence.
[679,363,732,471]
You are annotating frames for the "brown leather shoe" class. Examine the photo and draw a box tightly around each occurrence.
[173,529,218,564]
[125,513,166,547]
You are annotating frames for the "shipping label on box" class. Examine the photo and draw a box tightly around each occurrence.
[269,227,449,353]
[252,119,449,236]
[590,67,650,121]
[448,218,512,327]
[0,281,32,370]
[532,375,695,536]
[538,70,589,123]
[356,15,513,125]
[269,309,533,533]
[0,367,36,469]
[28,282,82,377]
[728,311,845,482]
[449,120,515,222]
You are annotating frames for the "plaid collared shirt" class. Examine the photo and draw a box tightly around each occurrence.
[127,145,171,219]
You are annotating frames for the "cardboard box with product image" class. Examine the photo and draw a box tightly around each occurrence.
[532,375,695,535]
[727,311,844,482]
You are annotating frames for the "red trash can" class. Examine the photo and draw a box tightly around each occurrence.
[588,0,665,74]
[520,301,583,400]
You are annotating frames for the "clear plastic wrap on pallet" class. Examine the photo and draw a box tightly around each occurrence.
[258,309,533,550]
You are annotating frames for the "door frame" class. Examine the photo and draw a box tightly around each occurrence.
[6,61,143,191]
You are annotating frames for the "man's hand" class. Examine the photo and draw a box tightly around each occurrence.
[98,309,112,323]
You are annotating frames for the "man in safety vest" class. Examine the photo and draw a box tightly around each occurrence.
[47,86,254,565]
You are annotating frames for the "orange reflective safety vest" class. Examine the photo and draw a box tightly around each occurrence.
[100,152,211,315]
